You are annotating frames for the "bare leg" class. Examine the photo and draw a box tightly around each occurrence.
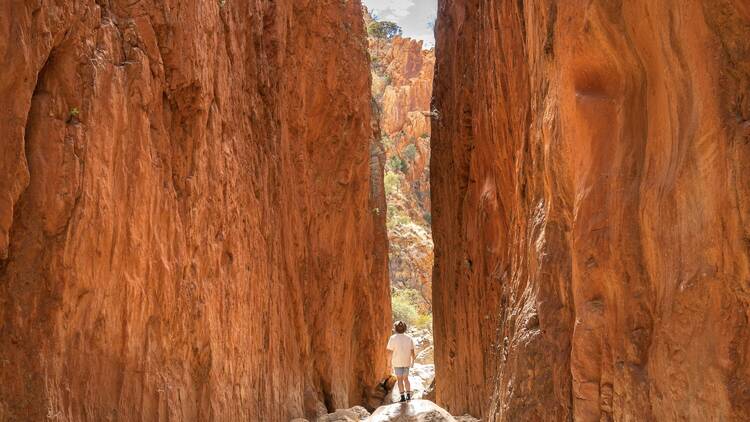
[404,377,411,395]
[397,376,406,394]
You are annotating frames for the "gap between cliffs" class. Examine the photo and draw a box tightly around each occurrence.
[366,9,437,404]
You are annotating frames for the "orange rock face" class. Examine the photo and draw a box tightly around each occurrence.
[432,0,750,421]
[373,37,435,142]
[0,1,389,420]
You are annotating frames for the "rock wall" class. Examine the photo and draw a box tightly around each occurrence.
[0,1,389,420]
[432,0,750,420]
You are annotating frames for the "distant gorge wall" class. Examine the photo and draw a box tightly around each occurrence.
[0,1,389,420]
[431,0,750,420]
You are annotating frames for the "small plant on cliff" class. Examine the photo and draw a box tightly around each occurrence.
[367,20,402,40]
[394,213,411,227]
[386,205,412,230]
[403,144,417,162]
[388,155,408,173]
[67,107,80,124]
[384,172,401,196]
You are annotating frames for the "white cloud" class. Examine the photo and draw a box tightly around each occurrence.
[365,0,414,17]
[363,0,437,47]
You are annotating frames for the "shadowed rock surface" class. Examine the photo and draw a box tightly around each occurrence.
[0,1,389,420]
[432,0,750,420]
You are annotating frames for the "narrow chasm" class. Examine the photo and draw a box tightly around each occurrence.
[365,7,438,404]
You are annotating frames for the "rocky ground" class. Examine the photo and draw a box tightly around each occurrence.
[300,320,441,420]
[295,400,480,422]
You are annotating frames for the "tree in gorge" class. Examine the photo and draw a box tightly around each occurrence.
[368,20,403,40]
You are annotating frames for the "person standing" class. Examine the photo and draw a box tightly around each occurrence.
[386,321,416,402]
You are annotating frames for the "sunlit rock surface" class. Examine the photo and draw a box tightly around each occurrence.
[368,400,456,422]
[0,1,389,420]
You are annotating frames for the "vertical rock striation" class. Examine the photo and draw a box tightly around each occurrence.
[432,0,750,420]
[0,1,388,420]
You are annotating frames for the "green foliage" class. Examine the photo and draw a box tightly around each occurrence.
[415,313,433,331]
[391,288,432,331]
[387,155,400,171]
[423,212,432,224]
[393,213,411,227]
[368,20,403,39]
[388,155,408,173]
[384,172,400,196]
[67,107,80,124]
[402,144,417,162]
[387,204,397,219]
[420,132,430,139]
[391,292,418,327]
[386,205,412,230]
[394,288,422,306]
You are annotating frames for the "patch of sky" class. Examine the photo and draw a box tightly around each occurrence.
[362,0,437,48]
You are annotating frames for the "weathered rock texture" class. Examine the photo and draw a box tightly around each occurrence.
[0,1,389,420]
[368,28,435,303]
[432,0,750,421]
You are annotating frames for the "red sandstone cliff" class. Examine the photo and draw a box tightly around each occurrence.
[0,1,388,420]
[432,0,750,421]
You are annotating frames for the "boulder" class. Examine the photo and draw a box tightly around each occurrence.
[365,376,399,410]
[415,346,433,364]
[367,400,456,422]
[316,406,371,422]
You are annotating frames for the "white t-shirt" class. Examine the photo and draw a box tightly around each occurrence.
[387,333,415,367]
